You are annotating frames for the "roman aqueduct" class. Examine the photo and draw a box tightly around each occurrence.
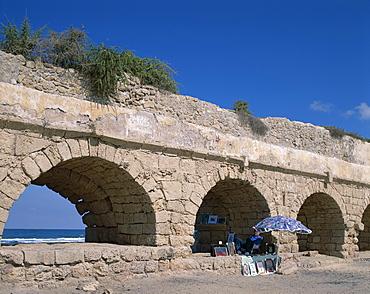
[1,51,370,259]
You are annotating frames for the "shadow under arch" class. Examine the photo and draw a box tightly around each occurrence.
[297,192,345,257]
[31,156,156,245]
[358,205,370,251]
[193,178,271,253]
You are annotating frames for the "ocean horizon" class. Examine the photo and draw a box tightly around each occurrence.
[1,228,85,246]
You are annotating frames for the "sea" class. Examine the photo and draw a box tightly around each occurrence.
[1,229,85,246]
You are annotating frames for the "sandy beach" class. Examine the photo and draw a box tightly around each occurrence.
[1,253,370,294]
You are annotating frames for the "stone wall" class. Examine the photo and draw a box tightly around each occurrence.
[1,50,369,166]
[0,243,240,289]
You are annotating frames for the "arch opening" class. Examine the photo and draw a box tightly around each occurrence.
[193,179,271,253]
[2,184,85,245]
[358,205,370,251]
[297,192,345,257]
[7,156,156,246]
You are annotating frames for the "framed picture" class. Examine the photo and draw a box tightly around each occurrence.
[213,246,228,256]
[208,215,218,224]
[226,242,235,255]
[265,258,275,273]
[249,262,258,276]
[227,232,236,243]
[201,213,209,224]
[217,217,226,224]
[256,260,266,274]
[242,263,250,276]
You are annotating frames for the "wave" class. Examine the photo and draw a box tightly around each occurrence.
[1,237,85,245]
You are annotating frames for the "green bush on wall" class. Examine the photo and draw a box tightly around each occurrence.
[0,17,179,103]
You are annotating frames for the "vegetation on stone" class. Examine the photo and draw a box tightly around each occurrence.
[324,126,370,143]
[0,16,179,103]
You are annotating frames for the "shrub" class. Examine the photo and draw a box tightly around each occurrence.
[0,16,45,59]
[231,100,253,114]
[236,112,268,136]
[324,126,370,142]
[0,17,179,102]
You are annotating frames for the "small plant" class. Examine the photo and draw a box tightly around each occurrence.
[87,45,124,102]
[231,100,253,114]
[237,112,268,136]
[0,16,45,59]
[37,25,91,70]
[324,126,370,142]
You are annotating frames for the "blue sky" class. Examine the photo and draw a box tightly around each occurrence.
[1,0,369,229]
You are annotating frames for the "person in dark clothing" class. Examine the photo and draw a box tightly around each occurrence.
[235,230,263,254]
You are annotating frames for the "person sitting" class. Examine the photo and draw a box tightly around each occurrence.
[234,230,263,255]
[245,230,263,254]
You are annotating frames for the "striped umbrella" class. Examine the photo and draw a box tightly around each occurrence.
[253,215,312,265]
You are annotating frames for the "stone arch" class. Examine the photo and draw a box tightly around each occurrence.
[358,204,370,251]
[0,137,159,246]
[193,177,271,253]
[297,192,345,257]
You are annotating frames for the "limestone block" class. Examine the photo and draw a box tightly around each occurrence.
[142,177,158,193]
[15,136,50,156]
[137,234,158,245]
[25,265,53,282]
[170,258,199,271]
[78,139,90,157]
[151,247,169,261]
[84,248,102,262]
[184,200,198,215]
[8,167,31,186]
[155,211,170,223]
[66,139,82,158]
[144,260,158,273]
[158,260,170,271]
[71,263,93,278]
[23,249,55,265]
[0,249,24,265]
[131,260,146,274]
[52,265,71,280]
[55,249,84,265]
[56,141,72,161]
[124,224,143,235]
[120,246,137,262]
[92,262,109,277]
[161,181,181,201]
[136,247,152,261]
[189,190,203,207]
[21,157,41,181]
[154,234,169,246]
[89,199,111,214]
[0,131,15,154]
[133,212,147,223]
[101,248,120,263]
[156,222,171,235]
[104,145,116,162]
[167,201,185,213]
[34,152,53,173]
[109,261,129,273]
[213,257,225,270]
[1,265,26,282]
[0,206,9,222]
[0,178,25,202]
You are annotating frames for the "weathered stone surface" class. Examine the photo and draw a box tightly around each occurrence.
[24,249,55,265]
[0,249,24,265]
[55,249,84,265]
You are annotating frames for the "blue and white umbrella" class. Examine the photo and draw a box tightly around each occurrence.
[253,215,312,263]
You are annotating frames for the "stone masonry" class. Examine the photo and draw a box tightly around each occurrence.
[1,50,370,285]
